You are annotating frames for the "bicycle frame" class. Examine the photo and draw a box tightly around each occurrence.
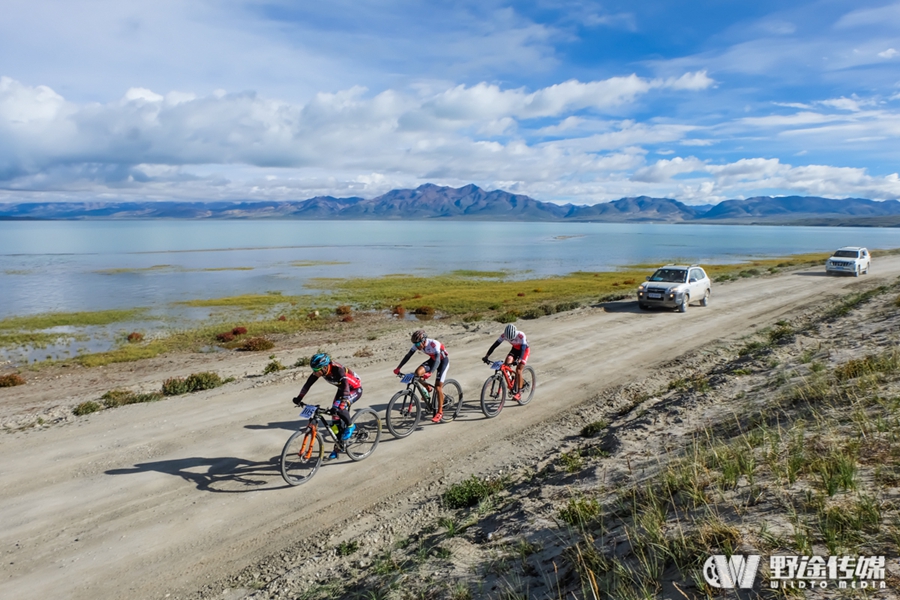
[297,404,342,449]
[398,372,439,414]
[488,360,517,390]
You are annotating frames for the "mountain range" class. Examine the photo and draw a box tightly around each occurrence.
[2,184,899,226]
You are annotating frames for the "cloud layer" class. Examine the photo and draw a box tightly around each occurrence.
[1,1,900,204]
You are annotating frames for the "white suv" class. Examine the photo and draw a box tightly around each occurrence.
[637,265,711,312]
[826,247,870,277]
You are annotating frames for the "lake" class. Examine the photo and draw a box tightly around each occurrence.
[3,219,899,319]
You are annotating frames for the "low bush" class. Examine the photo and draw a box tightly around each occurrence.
[341,315,354,322]
[0,373,26,387]
[335,305,352,316]
[263,357,286,375]
[216,332,235,342]
[162,371,226,396]
[580,420,609,438]
[517,292,526,297]
[555,301,580,312]
[100,389,163,408]
[73,401,102,416]
[126,332,144,343]
[392,305,406,318]
[442,475,506,509]
[354,346,374,358]
[232,326,248,335]
[293,356,310,368]
[462,314,482,323]
[495,310,519,324]
[414,306,435,317]
[241,337,274,351]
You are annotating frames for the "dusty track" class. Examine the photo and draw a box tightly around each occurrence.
[3,260,898,599]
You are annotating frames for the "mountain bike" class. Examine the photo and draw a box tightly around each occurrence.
[479,358,536,418]
[384,372,463,438]
[280,401,381,486]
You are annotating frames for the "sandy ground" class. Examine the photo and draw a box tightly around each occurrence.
[2,258,898,600]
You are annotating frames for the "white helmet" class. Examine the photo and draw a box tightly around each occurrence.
[504,324,517,339]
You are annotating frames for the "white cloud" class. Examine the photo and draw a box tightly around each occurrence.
[879,48,899,58]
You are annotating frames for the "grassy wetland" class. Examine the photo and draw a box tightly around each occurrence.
[0,250,855,369]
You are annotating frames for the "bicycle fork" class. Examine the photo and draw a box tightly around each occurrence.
[299,425,317,459]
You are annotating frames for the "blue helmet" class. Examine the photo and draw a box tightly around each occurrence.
[310,352,331,371]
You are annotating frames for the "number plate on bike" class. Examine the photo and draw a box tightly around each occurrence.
[298,405,317,419]
[400,373,415,384]
[490,361,503,370]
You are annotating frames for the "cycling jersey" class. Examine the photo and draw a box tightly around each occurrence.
[295,361,361,401]
[409,338,448,360]
[497,331,528,350]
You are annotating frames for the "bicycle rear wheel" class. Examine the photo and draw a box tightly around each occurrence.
[480,374,506,418]
[281,428,324,486]
[517,366,536,405]
[439,379,463,422]
[386,390,421,438]
[345,408,381,461]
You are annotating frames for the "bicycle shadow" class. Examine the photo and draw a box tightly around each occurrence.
[105,455,290,492]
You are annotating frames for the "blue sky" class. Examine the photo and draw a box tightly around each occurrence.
[1,0,899,205]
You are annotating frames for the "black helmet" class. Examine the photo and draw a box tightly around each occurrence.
[411,329,426,344]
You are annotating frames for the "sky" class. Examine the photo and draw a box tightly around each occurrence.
[1,0,899,206]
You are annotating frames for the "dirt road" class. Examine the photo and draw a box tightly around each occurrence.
[3,260,898,599]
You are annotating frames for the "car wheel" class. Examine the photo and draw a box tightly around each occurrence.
[864,264,870,275]
[678,294,689,313]
[700,288,710,307]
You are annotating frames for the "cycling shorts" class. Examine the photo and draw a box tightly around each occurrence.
[333,387,363,411]
[508,346,530,365]
[421,357,449,384]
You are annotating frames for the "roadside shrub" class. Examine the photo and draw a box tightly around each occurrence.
[414,305,435,317]
[101,389,163,408]
[263,357,286,375]
[523,304,556,320]
[555,301,580,312]
[341,315,354,322]
[580,420,609,438]
[739,268,761,278]
[462,313,482,323]
[277,315,286,321]
[161,371,226,396]
[0,373,26,387]
[517,292,526,297]
[354,346,374,358]
[293,356,310,368]
[558,497,601,527]
[232,326,248,335]
[73,401,102,416]
[495,310,519,324]
[126,332,144,343]
[241,337,274,351]
[392,305,406,318]
[442,475,507,509]
[335,305,352,316]
[216,332,235,342]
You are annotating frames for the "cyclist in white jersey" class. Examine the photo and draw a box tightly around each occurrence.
[393,329,449,423]
[483,323,530,401]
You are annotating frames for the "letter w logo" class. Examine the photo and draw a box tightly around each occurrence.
[703,555,761,589]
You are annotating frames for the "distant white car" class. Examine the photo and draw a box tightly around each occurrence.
[637,264,711,312]
[825,247,870,277]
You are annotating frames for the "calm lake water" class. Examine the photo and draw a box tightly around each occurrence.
[3,219,900,319]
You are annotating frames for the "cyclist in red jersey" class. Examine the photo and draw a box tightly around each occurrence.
[393,329,449,423]
[293,352,363,459]
[483,323,530,401]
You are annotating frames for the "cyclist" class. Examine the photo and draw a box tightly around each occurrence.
[293,352,363,459]
[483,323,529,401]
[393,329,449,423]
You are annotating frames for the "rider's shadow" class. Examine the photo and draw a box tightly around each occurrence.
[245,420,298,431]
[105,455,287,492]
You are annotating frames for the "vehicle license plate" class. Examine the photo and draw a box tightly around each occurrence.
[648,293,662,299]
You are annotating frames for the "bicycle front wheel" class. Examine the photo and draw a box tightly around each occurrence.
[386,390,421,438]
[518,366,536,405]
[345,408,381,461]
[438,379,464,422]
[281,428,324,486]
[480,374,506,418]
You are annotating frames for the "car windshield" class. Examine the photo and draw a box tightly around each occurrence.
[833,250,859,258]
[649,269,687,283]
